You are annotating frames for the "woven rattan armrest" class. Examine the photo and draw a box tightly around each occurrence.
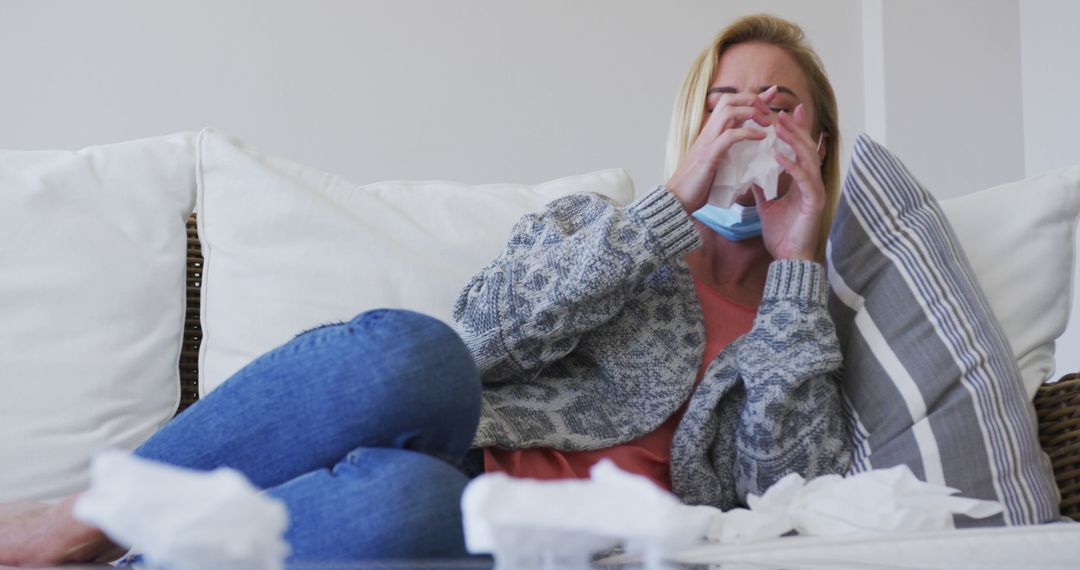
[1034,372,1080,519]
[179,215,201,414]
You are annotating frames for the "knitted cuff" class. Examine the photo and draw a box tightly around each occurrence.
[763,259,828,304]
[628,185,700,259]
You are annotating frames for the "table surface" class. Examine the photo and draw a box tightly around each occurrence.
[0,560,666,570]
[0,561,689,570]
[8,524,1080,570]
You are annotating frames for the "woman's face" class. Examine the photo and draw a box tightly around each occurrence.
[705,41,817,205]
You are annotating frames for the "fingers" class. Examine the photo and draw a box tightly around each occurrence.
[753,85,780,115]
[777,106,816,149]
[793,101,811,130]
[667,86,794,214]
[760,84,780,99]
[665,121,769,214]
[700,100,766,140]
[710,127,767,156]
[749,111,772,128]
[751,184,767,207]
[700,87,779,139]
[776,106,820,170]
[774,150,825,209]
[708,90,773,115]
[722,106,768,131]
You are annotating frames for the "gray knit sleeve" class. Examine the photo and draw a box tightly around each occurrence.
[733,259,851,500]
[451,186,699,383]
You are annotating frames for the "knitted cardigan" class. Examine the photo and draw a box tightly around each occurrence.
[451,185,851,509]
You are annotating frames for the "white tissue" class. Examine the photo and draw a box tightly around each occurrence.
[461,460,714,569]
[709,120,796,208]
[72,450,290,570]
[464,461,1004,570]
[707,465,1003,543]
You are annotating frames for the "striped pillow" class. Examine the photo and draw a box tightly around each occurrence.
[826,134,1060,526]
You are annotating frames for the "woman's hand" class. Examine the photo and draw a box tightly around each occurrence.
[665,86,779,213]
[751,103,826,261]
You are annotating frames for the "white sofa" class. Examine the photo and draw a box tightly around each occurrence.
[1,128,1078,522]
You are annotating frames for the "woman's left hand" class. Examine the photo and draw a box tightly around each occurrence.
[750,103,826,261]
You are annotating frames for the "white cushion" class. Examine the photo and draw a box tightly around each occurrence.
[0,133,196,501]
[941,165,1080,398]
[196,128,635,395]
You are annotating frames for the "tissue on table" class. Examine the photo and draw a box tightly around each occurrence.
[708,120,796,208]
[707,465,1003,543]
[72,450,289,570]
[464,461,1003,569]
[461,459,715,569]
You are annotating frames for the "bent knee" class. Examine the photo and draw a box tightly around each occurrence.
[343,309,481,426]
[347,309,465,358]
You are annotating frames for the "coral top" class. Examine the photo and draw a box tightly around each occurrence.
[483,276,758,490]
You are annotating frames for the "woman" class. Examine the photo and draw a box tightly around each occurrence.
[0,13,847,565]
[471,15,846,504]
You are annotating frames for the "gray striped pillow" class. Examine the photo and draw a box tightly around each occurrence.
[826,134,1060,526]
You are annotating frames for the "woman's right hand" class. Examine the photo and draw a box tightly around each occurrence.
[664,85,779,213]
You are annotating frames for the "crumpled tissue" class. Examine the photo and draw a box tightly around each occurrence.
[463,461,1003,569]
[709,120,797,208]
[707,465,1003,543]
[72,450,290,570]
[462,459,715,569]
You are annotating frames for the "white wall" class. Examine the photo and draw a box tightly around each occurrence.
[864,0,1026,200]
[1020,0,1080,378]
[1021,1,1080,177]
[862,0,1079,379]
[2,0,1074,375]
[0,0,863,194]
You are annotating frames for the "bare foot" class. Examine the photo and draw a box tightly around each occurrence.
[0,501,50,566]
[0,494,122,567]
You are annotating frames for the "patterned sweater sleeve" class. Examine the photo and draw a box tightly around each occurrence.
[733,259,851,500]
[451,186,699,382]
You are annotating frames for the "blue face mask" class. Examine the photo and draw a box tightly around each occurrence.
[692,202,762,241]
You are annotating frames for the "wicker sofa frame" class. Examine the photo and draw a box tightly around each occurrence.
[176,215,1080,520]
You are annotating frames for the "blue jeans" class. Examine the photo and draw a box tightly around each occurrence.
[133,309,482,560]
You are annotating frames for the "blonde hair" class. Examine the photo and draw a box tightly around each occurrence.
[665,14,840,261]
